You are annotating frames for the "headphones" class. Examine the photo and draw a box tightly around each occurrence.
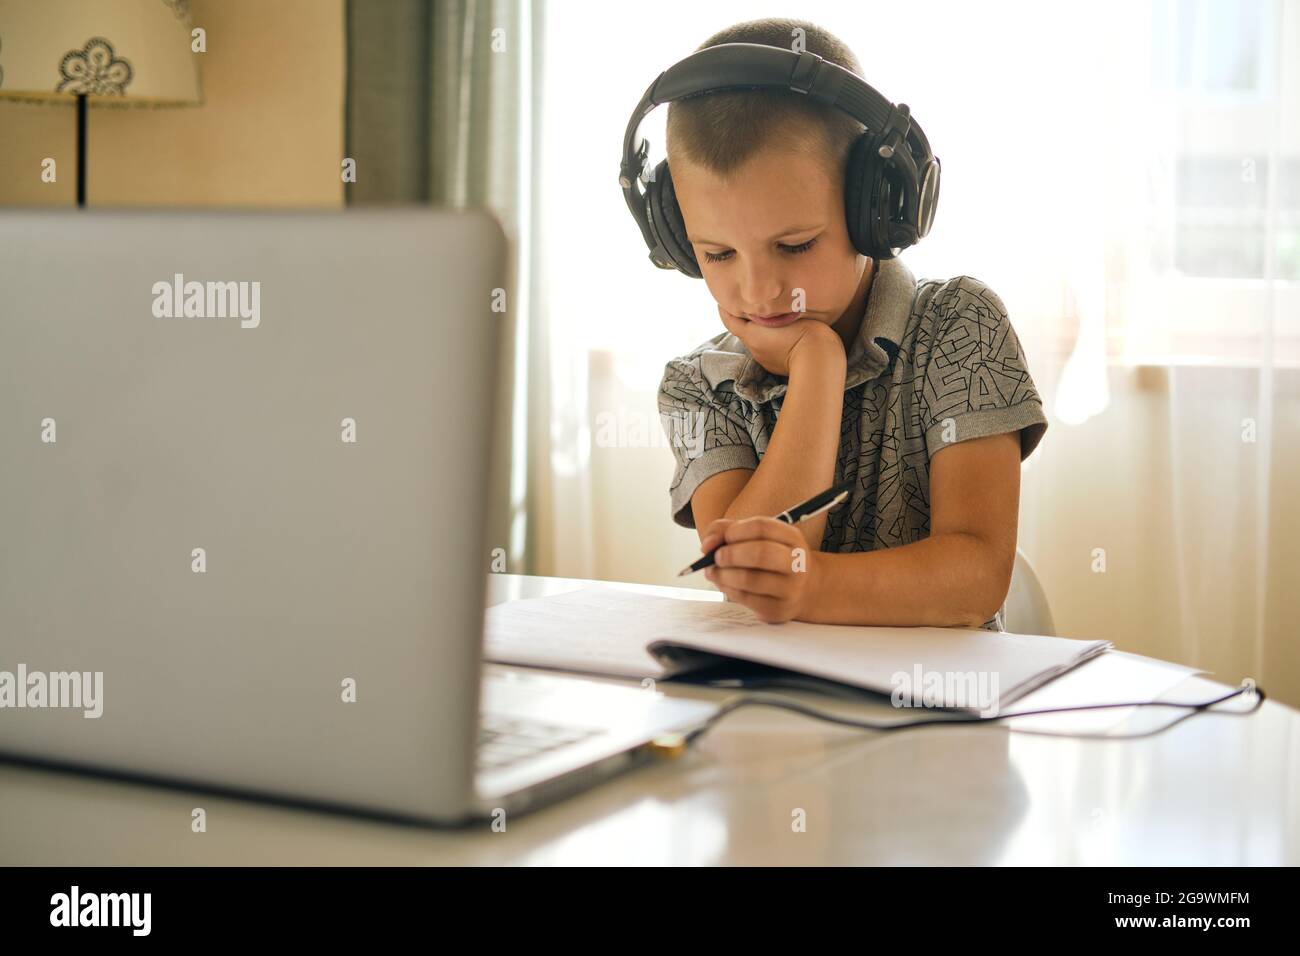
[619,42,941,278]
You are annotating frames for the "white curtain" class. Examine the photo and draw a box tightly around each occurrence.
[528,0,1298,705]
[1136,0,1297,706]
[1004,0,1299,705]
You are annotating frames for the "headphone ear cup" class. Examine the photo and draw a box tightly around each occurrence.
[845,131,899,260]
[843,131,876,258]
[865,133,927,260]
[646,160,701,278]
[868,157,900,259]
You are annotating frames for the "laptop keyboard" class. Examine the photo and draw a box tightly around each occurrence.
[476,714,603,773]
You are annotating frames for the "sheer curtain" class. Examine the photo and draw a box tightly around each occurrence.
[1136,1,1298,705]
[1007,0,1298,705]
[531,0,1299,705]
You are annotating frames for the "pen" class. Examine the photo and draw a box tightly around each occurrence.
[676,479,856,576]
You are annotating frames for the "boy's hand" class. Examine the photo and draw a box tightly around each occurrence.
[717,305,844,378]
[698,516,817,624]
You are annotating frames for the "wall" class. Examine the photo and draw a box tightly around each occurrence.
[0,0,344,207]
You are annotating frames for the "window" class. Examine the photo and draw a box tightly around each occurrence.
[1149,0,1298,281]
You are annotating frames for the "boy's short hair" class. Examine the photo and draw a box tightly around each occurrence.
[665,18,867,183]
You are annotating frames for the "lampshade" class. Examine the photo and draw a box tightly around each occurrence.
[0,0,201,107]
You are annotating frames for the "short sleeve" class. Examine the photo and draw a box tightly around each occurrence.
[657,356,758,528]
[917,277,1048,462]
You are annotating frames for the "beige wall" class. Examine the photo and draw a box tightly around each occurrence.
[0,0,344,207]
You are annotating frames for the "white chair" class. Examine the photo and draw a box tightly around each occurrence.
[1003,548,1056,636]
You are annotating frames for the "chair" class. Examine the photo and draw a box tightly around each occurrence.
[1003,548,1056,636]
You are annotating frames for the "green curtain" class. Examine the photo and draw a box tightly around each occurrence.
[345,0,541,573]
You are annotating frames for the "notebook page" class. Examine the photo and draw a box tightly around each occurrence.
[654,615,1110,711]
[485,584,1109,709]
[483,584,762,679]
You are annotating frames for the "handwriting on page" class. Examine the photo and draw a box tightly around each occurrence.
[483,585,763,679]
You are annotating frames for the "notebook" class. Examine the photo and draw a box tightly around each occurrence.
[483,584,1112,714]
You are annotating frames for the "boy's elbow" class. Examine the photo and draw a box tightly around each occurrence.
[952,599,1000,629]
[949,548,1013,628]
[969,562,1014,628]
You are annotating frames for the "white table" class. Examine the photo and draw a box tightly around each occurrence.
[1,574,1295,865]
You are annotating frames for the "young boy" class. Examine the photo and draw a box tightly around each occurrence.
[656,18,1048,630]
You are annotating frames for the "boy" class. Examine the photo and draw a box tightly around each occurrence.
[655,18,1048,629]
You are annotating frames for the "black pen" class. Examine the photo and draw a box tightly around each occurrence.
[676,479,856,576]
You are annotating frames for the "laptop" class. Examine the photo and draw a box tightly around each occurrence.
[0,208,717,826]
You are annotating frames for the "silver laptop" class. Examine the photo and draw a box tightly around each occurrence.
[0,208,716,825]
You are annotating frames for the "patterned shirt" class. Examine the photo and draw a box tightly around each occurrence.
[656,256,1049,631]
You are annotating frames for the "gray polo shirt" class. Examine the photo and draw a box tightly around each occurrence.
[656,256,1048,631]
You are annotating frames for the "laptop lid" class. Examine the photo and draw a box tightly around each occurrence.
[0,208,505,824]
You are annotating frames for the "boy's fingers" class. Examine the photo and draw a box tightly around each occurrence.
[700,518,734,550]
[712,540,796,573]
[721,516,804,547]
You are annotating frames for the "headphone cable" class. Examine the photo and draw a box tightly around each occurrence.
[646,682,1266,757]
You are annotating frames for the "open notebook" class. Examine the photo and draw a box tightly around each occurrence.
[484,584,1112,714]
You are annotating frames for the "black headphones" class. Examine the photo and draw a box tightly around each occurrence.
[619,42,941,278]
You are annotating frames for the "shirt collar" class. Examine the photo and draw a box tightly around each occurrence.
[698,256,918,406]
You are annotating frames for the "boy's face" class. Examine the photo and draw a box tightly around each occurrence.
[672,144,870,338]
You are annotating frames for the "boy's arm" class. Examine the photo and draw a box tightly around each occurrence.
[719,322,847,553]
[802,431,1022,627]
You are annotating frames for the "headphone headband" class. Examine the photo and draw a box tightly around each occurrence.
[619,42,940,272]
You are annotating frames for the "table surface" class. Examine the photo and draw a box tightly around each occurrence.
[1,574,1295,865]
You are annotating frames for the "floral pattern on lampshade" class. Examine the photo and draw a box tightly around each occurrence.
[163,0,190,18]
[57,37,134,96]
